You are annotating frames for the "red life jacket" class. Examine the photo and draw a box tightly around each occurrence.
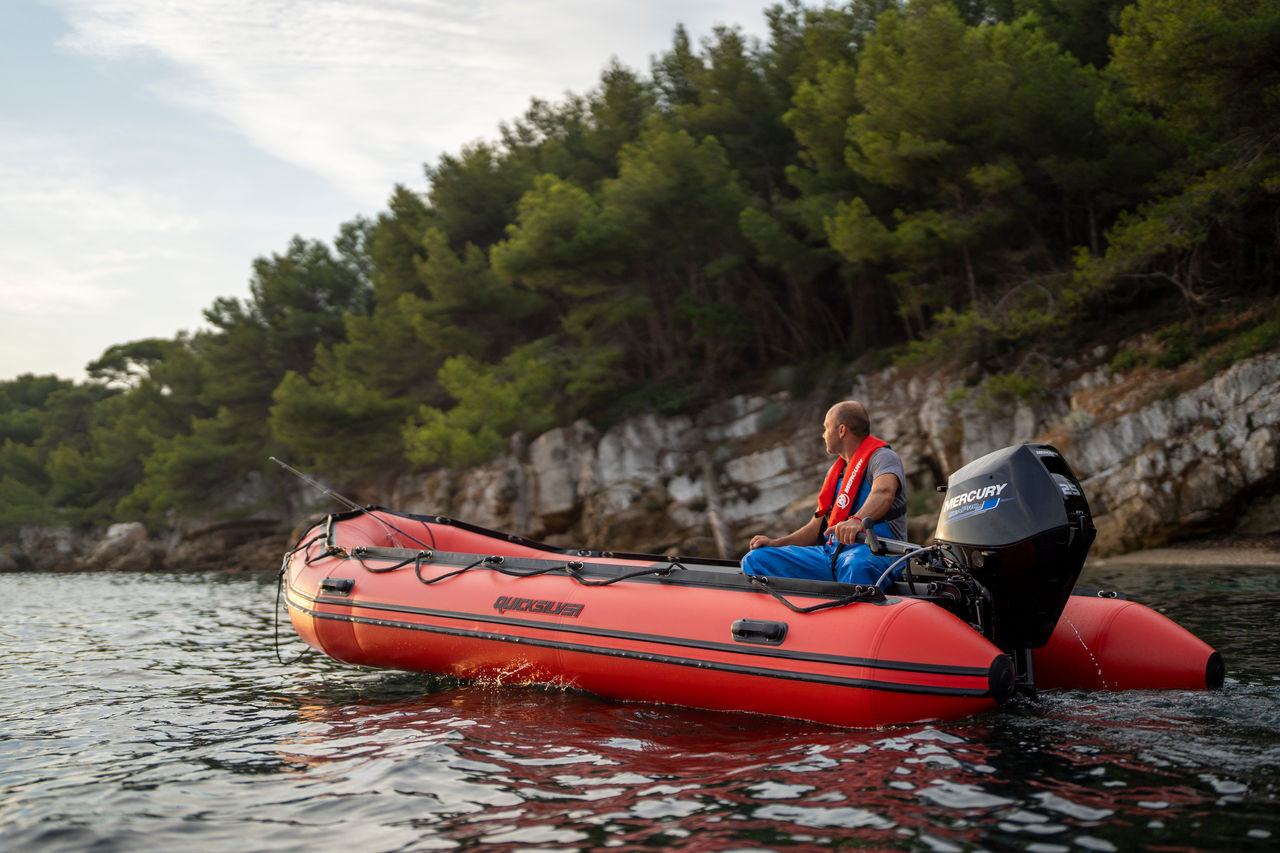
[814,435,889,527]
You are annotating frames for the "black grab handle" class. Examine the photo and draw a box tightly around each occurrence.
[731,618,789,646]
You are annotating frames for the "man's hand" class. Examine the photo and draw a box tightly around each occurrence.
[827,517,864,545]
[748,534,775,549]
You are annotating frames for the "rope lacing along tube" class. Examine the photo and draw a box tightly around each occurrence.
[414,554,481,585]
[565,560,686,586]
[746,574,884,613]
[351,546,433,574]
[490,560,576,580]
[341,544,690,587]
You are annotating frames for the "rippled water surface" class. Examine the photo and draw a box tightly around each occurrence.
[3,562,1279,851]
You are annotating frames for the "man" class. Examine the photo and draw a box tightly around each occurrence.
[741,400,908,587]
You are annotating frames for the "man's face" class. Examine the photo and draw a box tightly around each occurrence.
[822,412,842,455]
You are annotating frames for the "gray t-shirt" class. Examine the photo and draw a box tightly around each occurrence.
[868,446,908,541]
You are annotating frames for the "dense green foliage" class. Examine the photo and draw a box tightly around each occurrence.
[4,0,1278,533]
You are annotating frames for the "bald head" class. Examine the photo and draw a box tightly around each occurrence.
[827,401,870,439]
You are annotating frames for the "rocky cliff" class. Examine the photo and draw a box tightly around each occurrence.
[12,347,1279,571]
[390,348,1280,559]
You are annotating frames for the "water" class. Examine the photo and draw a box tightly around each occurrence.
[3,562,1278,851]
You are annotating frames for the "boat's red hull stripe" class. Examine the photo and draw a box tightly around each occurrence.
[285,580,992,679]
[284,593,998,699]
[290,602,998,699]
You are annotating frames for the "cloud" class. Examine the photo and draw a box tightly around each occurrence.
[0,133,198,315]
[6,0,765,380]
[50,0,766,206]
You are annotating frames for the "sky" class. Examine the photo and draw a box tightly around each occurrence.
[0,0,769,382]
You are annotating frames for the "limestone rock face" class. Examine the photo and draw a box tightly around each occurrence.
[528,420,598,534]
[1060,353,1280,553]
[392,351,1280,558]
[164,518,287,572]
[81,522,162,571]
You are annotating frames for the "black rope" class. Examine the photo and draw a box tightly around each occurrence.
[342,546,687,588]
[290,532,326,562]
[566,561,684,586]
[273,533,330,665]
[746,574,884,613]
[828,542,844,581]
[415,555,486,585]
[353,548,432,573]
[301,532,344,566]
[491,561,575,580]
[273,562,311,665]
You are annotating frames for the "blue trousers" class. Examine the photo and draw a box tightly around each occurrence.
[741,538,899,587]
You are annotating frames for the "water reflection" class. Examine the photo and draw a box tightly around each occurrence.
[262,672,1280,851]
[2,567,1279,851]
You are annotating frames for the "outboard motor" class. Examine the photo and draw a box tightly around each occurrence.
[933,444,1095,692]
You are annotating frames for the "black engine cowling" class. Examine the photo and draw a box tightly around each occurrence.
[933,444,1095,653]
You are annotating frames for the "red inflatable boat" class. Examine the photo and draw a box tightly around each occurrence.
[281,445,1222,728]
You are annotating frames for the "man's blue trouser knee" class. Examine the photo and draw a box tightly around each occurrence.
[741,539,899,587]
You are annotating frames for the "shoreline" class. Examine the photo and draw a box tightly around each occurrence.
[1089,534,1280,568]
